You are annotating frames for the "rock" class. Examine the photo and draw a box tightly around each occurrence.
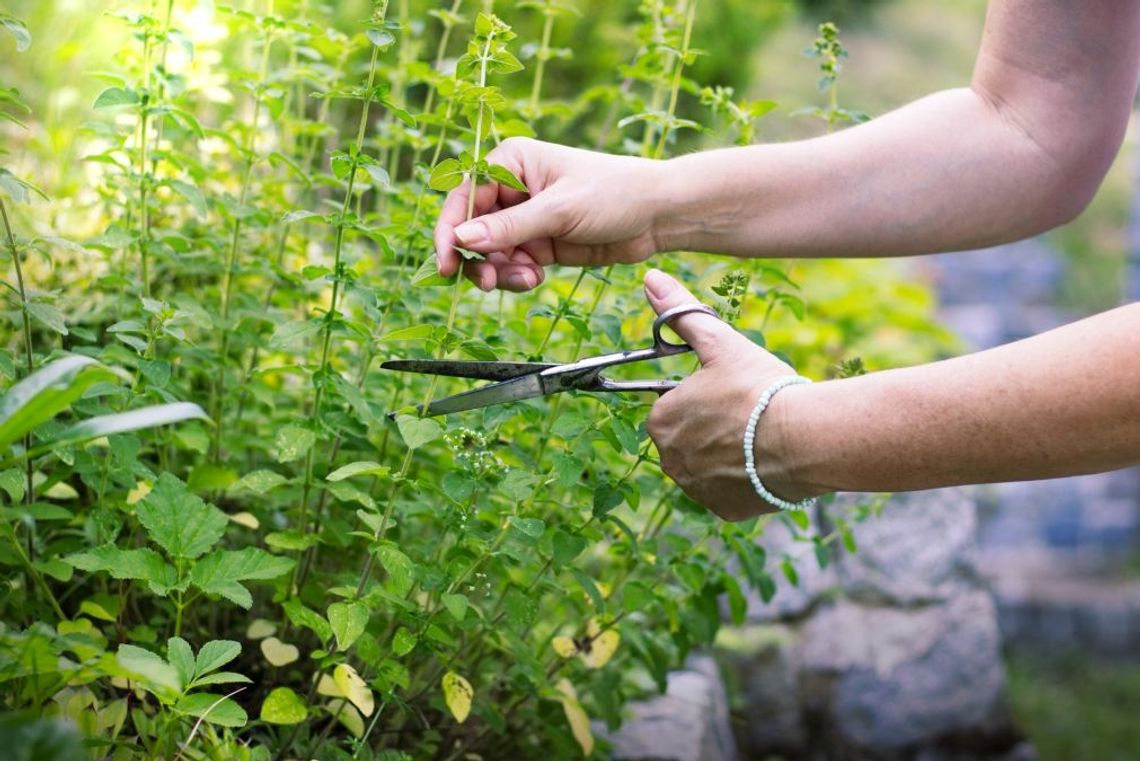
[715,625,805,756]
[991,574,1140,659]
[832,488,982,606]
[796,592,1009,753]
[596,654,737,761]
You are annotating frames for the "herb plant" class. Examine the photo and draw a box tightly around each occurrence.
[0,3,952,759]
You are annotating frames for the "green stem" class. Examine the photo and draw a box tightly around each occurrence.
[1,507,65,620]
[294,41,384,590]
[653,0,698,160]
[0,198,34,506]
[211,25,275,461]
[534,268,586,357]
[528,11,555,118]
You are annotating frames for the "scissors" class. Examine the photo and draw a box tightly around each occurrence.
[381,303,719,417]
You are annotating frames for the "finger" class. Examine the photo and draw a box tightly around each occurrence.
[497,250,545,292]
[643,269,745,365]
[435,182,505,276]
[452,191,563,256]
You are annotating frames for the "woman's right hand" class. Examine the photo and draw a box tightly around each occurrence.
[433,137,667,292]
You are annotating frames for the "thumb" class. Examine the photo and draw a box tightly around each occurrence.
[644,269,742,365]
[453,194,557,254]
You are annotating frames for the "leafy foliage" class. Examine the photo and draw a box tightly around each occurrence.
[0,1,954,759]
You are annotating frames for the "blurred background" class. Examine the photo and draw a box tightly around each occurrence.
[3,0,1139,758]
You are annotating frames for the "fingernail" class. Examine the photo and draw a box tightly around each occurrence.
[506,272,531,290]
[644,268,676,300]
[455,220,489,247]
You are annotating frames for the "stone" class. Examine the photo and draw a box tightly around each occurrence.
[796,592,1009,753]
[832,488,982,606]
[596,654,737,761]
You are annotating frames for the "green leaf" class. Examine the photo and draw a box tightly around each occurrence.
[168,179,208,218]
[174,693,248,728]
[327,461,389,482]
[508,516,545,538]
[328,601,369,651]
[376,546,414,596]
[1,16,31,52]
[569,567,604,612]
[26,302,67,335]
[93,86,139,109]
[486,163,527,192]
[500,470,538,501]
[379,324,436,343]
[195,640,241,677]
[64,545,177,595]
[0,467,25,502]
[117,644,181,694]
[283,599,333,643]
[188,548,294,609]
[48,403,209,452]
[137,473,228,560]
[166,637,196,688]
[274,424,316,462]
[393,627,417,656]
[227,469,288,496]
[441,593,468,622]
[269,319,322,349]
[592,483,623,518]
[395,414,442,450]
[551,531,587,568]
[260,687,308,725]
[411,255,456,287]
[428,158,466,191]
[0,356,117,451]
[440,472,476,504]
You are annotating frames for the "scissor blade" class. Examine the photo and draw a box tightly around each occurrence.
[381,359,557,382]
[423,373,549,416]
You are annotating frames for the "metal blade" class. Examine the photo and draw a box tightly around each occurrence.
[381,359,557,382]
[423,373,549,416]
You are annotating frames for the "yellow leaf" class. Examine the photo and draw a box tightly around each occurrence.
[556,678,594,756]
[333,663,374,718]
[552,635,577,658]
[596,581,612,599]
[230,511,260,529]
[442,671,473,723]
[246,618,277,640]
[126,481,152,505]
[260,637,300,666]
[326,698,365,738]
[582,619,619,669]
[316,673,343,698]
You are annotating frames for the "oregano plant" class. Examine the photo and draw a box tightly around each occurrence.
[0,3,954,759]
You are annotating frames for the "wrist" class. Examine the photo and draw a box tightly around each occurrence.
[752,382,827,502]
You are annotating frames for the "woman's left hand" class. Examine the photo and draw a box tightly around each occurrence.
[642,269,813,521]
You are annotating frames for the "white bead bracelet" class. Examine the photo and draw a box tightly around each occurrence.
[743,375,815,512]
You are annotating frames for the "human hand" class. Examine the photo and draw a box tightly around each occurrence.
[434,137,665,292]
[643,269,818,521]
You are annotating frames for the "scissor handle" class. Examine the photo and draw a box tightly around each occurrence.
[651,303,721,355]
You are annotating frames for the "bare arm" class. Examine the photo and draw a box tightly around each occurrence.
[642,273,1140,520]
[655,1,1140,258]
[436,0,1140,289]
[763,303,1140,498]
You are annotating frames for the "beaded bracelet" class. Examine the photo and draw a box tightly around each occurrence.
[743,375,816,512]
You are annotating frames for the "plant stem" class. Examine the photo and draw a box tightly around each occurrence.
[294,39,385,590]
[211,24,274,462]
[653,0,697,160]
[528,10,555,118]
[0,197,35,506]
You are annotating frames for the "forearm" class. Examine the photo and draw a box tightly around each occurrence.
[652,0,1139,260]
[654,89,1071,258]
[762,303,1140,495]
